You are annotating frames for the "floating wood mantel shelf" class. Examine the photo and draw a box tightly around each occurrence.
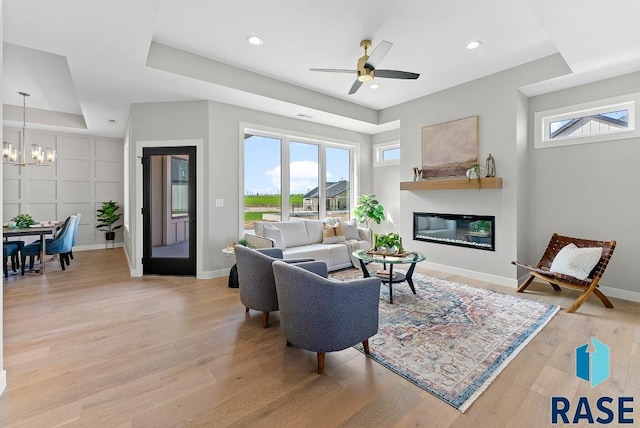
[400,177,503,191]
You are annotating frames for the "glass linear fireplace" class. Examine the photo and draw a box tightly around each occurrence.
[413,212,495,251]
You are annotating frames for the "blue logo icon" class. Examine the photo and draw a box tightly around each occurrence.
[576,337,610,387]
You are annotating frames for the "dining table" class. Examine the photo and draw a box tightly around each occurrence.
[3,222,62,274]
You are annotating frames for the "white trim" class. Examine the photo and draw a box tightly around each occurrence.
[373,140,400,167]
[421,260,518,288]
[134,139,204,278]
[199,267,231,280]
[75,243,124,252]
[534,92,640,149]
[0,370,6,397]
[528,279,640,304]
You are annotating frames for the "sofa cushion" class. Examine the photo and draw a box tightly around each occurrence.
[272,221,310,248]
[339,219,360,240]
[304,220,324,244]
[284,244,331,267]
[264,225,286,250]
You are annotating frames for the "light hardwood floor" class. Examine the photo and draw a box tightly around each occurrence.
[1,249,638,427]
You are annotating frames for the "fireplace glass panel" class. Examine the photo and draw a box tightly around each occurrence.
[413,212,495,251]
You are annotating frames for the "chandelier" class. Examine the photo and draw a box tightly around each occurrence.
[2,92,56,166]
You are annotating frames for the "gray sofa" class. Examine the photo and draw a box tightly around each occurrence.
[244,219,371,271]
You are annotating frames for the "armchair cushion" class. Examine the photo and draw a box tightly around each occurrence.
[550,243,602,280]
[272,260,380,353]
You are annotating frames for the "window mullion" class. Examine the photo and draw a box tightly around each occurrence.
[281,138,290,221]
[319,145,326,219]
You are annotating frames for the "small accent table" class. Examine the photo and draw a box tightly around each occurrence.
[352,249,426,304]
[221,247,239,288]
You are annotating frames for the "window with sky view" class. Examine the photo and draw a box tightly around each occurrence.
[244,133,351,230]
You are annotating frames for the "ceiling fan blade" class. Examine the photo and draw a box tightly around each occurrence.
[365,40,393,69]
[348,79,363,95]
[309,68,357,73]
[374,69,420,79]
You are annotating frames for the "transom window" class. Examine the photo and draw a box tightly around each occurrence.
[535,93,639,149]
[374,141,400,166]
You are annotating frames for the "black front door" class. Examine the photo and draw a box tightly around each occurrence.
[142,146,196,275]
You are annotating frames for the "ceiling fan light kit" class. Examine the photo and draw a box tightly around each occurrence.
[310,39,420,95]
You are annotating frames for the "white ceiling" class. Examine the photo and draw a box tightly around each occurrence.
[3,0,640,138]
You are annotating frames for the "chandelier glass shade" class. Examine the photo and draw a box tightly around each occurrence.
[2,92,56,167]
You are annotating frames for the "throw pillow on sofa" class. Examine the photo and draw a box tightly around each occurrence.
[264,225,286,250]
[339,219,360,241]
[322,223,346,244]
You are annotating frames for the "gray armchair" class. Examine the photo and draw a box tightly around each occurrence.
[234,245,313,328]
[234,245,285,328]
[272,260,381,374]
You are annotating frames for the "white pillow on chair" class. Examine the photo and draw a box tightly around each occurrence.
[550,243,602,280]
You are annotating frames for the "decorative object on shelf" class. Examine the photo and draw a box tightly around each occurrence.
[422,115,478,178]
[466,163,487,189]
[96,200,122,249]
[412,167,424,181]
[353,194,385,227]
[485,153,496,177]
[2,92,56,167]
[10,213,36,229]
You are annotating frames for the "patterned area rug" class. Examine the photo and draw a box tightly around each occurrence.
[330,267,559,412]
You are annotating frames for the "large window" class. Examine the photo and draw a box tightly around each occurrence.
[243,130,353,231]
[534,92,639,149]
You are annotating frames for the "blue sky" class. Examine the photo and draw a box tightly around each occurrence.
[244,135,350,195]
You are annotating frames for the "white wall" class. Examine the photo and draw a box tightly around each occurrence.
[2,127,124,249]
[371,129,401,235]
[528,71,640,298]
[126,100,372,278]
[376,54,570,286]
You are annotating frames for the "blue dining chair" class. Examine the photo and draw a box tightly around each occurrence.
[67,212,81,261]
[3,242,19,278]
[21,215,76,275]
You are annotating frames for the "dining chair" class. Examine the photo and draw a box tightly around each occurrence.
[67,212,81,261]
[20,215,76,275]
[3,242,19,278]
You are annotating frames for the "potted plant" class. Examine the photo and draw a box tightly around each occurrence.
[96,201,122,248]
[10,213,36,229]
[353,194,385,228]
[374,232,403,254]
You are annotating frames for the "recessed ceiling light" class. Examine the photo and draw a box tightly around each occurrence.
[466,40,482,50]
[370,84,379,89]
[246,35,264,46]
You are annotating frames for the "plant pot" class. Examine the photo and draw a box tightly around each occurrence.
[105,231,115,249]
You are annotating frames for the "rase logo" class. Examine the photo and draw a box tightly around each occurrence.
[551,337,634,425]
[576,337,610,387]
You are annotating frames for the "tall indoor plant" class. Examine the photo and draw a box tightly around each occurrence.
[353,194,385,228]
[96,200,122,248]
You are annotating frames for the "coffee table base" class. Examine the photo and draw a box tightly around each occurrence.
[357,258,418,304]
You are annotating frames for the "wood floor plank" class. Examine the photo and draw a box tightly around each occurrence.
[0,248,638,427]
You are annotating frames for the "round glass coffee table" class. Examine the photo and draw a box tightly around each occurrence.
[352,249,426,303]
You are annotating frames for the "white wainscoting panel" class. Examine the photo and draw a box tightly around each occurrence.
[2,126,124,248]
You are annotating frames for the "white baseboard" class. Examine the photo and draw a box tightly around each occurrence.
[199,268,230,280]
[421,261,518,288]
[0,370,6,397]
[75,243,124,252]
[527,278,640,304]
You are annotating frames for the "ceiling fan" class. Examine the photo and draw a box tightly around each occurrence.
[310,39,420,95]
